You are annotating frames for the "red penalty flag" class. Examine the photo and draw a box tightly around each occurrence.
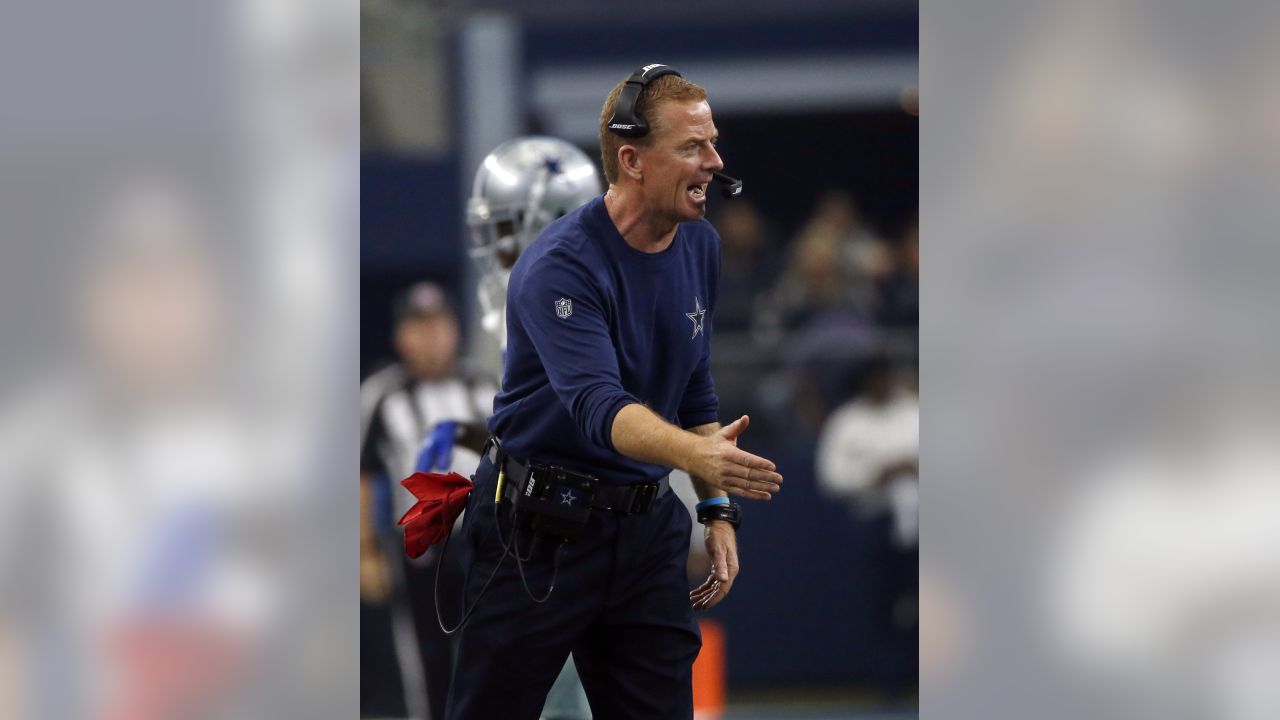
[396,471,473,558]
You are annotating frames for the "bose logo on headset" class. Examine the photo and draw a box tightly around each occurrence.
[606,63,683,139]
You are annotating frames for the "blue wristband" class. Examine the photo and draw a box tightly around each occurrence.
[695,496,731,511]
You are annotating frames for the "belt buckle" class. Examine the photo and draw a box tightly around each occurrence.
[628,482,658,514]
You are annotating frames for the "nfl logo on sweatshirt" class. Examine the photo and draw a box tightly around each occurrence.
[555,297,573,319]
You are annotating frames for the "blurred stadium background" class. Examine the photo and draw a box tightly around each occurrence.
[360,1,918,718]
[7,0,1280,718]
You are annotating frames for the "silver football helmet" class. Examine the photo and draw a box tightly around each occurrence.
[467,136,602,343]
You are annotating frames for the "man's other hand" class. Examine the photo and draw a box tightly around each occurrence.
[360,548,391,604]
[690,520,738,610]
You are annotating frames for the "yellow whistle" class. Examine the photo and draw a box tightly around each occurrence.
[494,467,506,503]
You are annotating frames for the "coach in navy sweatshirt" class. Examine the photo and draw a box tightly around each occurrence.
[446,67,784,720]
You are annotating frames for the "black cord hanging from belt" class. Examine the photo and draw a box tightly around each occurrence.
[434,458,567,634]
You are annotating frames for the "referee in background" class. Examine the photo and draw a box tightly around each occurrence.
[359,281,496,720]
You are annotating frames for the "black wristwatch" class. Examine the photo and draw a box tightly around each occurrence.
[696,501,741,530]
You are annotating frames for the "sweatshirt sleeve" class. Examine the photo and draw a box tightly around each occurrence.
[677,323,719,428]
[513,251,640,450]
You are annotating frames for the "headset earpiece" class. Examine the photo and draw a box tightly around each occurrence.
[606,63,683,138]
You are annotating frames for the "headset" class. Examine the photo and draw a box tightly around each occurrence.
[606,63,743,199]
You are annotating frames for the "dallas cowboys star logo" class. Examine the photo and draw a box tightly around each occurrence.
[685,296,706,339]
[560,489,578,506]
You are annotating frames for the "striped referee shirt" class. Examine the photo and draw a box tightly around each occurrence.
[359,363,497,521]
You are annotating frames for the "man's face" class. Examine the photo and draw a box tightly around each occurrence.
[639,100,724,223]
[394,312,459,380]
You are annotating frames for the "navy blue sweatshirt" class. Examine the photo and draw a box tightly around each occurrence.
[489,195,721,484]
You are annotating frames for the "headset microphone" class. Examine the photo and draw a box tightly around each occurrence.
[712,171,743,199]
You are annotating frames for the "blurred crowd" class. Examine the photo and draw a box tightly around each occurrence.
[727,190,918,341]
[708,191,918,494]
[707,190,920,693]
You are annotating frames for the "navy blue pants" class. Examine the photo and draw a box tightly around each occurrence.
[444,457,701,720]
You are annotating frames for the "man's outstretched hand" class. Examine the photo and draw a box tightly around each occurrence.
[688,415,782,501]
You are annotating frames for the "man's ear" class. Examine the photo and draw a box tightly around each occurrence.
[618,145,643,182]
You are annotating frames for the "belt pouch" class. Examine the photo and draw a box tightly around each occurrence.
[512,464,596,542]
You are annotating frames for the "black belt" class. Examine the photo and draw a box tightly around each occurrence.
[484,442,669,515]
